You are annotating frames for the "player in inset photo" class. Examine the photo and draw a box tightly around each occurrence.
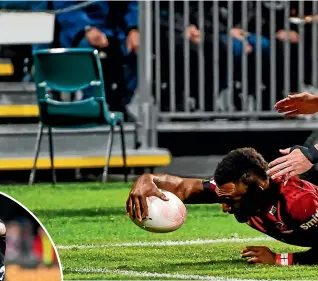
[0,219,5,281]
[0,193,62,281]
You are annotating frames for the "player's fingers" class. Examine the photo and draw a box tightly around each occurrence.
[284,110,300,117]
[286,169,301,180]
[288,165,311,178]
[268,155,289,168]
[140,196,149,218]
[277,105,297,113]
[289,170,300,177]
[270,165,294,179]
[247,257,261,264]
[274,98,292,109]
[279,148,291,155]
[243,246,262,252]
[133,196,142,221]
[156,191,169,201]
[126,197,133,217]
[241,251,260,258]
[267,160,292,175]
[288,93,305,99]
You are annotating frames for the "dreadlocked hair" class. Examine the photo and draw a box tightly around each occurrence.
[214,147,268,186]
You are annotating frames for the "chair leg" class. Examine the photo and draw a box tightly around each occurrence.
[29,122,44,185]
[119,121,128,183]
[134,122,140,149]
[102,125,114,183]
[48,127,56,185]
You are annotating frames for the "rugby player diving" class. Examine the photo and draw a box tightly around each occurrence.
[127,147,318,265]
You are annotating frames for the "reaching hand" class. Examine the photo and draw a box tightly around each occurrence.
[126,29,140,53]
[241,246,276,264]
[267,147,313,180]
[85,27,109,48]
[126,175,169,221]
[230,28,252,53]
[275,92,318,117]
[276,30,299,43]
[186,25,201,43]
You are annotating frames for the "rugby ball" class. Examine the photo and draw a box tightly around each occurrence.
[131,190,187,233]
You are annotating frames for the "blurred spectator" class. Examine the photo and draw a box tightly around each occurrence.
[54,0,139,121]
[5,222,21,264]
[4,219,60,279]
[288,1,315,92]
[156,1,228,112]
[187,1,228,111]
[32,228,57,266]
[217,1,293,110]
[223,1,315,110]
[5,218,57,268]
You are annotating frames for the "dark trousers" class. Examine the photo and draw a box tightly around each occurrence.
[77,37,137,112]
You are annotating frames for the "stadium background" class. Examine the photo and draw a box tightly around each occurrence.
[0,0,318,182]
[0,1,318,280]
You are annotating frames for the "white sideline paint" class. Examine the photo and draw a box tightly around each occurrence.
[58,237,273,250]
[70,267,256,280]
[68,268,306,281]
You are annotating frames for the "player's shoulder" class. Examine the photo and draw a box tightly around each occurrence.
[282,177,318,223]
[279,176,317,198]
[288,192,318,223]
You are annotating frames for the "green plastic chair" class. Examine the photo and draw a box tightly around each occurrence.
[30,48,127,185]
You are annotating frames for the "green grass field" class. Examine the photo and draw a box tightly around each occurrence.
[1,183,317,280]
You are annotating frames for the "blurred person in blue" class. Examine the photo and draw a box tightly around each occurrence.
[156,2,228,113]
[53,0,139,122]
[218,1,302,110]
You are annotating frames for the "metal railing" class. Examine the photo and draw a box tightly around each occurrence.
[138,0,318,125]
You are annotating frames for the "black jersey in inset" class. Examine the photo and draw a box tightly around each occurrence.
[0,220,6,267]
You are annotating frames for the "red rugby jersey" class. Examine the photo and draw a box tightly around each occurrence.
[207,177,318,264]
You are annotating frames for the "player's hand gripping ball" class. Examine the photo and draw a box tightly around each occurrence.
[131,190,187,233]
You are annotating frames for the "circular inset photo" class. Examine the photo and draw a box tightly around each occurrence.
[0,192,62,281]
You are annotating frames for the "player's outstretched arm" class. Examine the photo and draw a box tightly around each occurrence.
[241,246,318,265]
[126,174,218,221]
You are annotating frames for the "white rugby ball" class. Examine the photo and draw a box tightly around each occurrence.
[131,190,187,233]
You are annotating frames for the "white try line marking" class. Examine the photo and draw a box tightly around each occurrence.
[69,267,259,280]
[68,267,307,281]
[57,237,273,250]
